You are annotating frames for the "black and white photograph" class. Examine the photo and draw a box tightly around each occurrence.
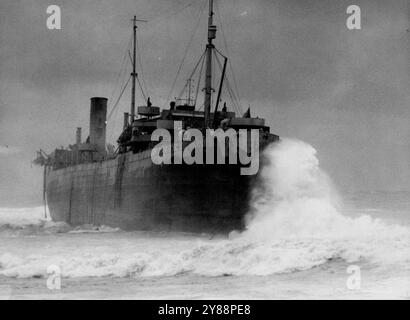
[0,0,409,302]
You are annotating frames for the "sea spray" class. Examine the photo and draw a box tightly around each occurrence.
[242,139,408,240]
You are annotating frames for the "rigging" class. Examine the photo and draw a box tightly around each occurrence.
[215,0,243,113]
[165,0,207,107]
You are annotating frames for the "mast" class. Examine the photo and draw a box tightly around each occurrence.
[130,16,147,122]
[204,0,216,128]
[131,16,137,122]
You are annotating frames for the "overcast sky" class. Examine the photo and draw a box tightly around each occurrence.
[0,0,409,206]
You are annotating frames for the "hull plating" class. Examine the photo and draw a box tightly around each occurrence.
[46,149,258,232]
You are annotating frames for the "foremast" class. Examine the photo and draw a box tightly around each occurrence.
[204,0,217,128]
[130,16,147,123]
[131,16,137,122]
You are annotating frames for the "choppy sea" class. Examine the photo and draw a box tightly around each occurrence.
[0,140,409,299]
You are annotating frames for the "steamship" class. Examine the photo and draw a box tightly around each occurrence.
[35,0,279,232]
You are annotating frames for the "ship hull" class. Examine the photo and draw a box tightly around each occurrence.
[47,151,253,232]
[46,136,278,233]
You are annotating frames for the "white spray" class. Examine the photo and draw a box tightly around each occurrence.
[242,139,408,240]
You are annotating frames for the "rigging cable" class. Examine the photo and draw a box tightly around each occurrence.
[215,48,241,112]
[134,0,201,56]
[175,50,206,101]
[108,32,133,108]
[127,50,148,103]
[137,76,147,102]
[138,0,198,27]
[106,32,133,129]
[107,75,132,121]
[215,0,243,113]
[136,32,150,98]
[194,51,206,107]
[214,51,241,114]
[164,0,207,106]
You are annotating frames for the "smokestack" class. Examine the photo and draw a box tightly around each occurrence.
[89,97,107,156]
[123,112,129,130]
[76,127,82,145]
[75,127,82,164]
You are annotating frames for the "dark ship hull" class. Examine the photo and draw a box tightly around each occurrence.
[46,135,278,233]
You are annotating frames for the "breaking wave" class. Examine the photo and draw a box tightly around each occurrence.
[0,139,409,278]
[0,236,408,278]
[242,139,409,240]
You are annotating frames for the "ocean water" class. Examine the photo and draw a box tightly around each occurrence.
[0,139,409,299]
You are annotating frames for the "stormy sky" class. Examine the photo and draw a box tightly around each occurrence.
[0,0,409,206]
